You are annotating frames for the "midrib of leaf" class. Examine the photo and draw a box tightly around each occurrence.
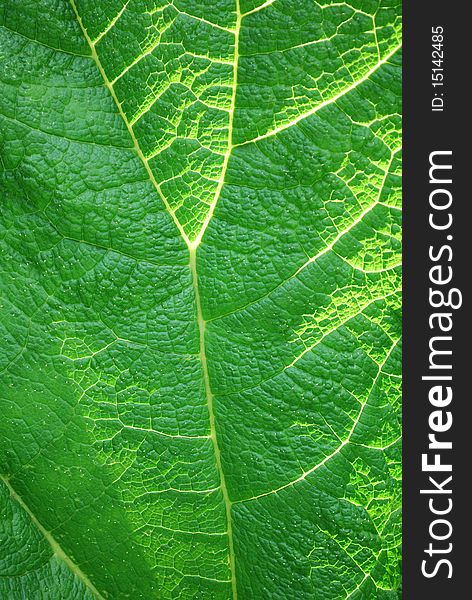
[189,248,238,599]
[68,1,240,597]
[0,476,105,600]
[188,7,242,596]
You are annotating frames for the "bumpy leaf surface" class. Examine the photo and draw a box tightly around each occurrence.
[0,0,401,598]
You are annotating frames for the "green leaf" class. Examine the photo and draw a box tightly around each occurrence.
[0,0,401,598]
[0,478,99,599]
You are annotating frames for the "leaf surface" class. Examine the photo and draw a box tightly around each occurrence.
[0,0,401,598]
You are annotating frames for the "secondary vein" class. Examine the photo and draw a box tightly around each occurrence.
[0,476,105,600]
[186,6,242,594]
[69,2,241,595]
[68,0,191,247]
[191,0,242,248]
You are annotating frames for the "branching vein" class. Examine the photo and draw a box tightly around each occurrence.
[0,476,105,600]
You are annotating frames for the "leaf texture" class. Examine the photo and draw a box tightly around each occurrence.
[0,0,401,598]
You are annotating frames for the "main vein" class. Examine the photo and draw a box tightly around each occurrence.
[189,248,238,599]
[191,4,241,595]
[1,476,105,600]
[69,0,241,596]
[190,5,242,596]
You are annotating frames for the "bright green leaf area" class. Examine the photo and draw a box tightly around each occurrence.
[0,0,401,598]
